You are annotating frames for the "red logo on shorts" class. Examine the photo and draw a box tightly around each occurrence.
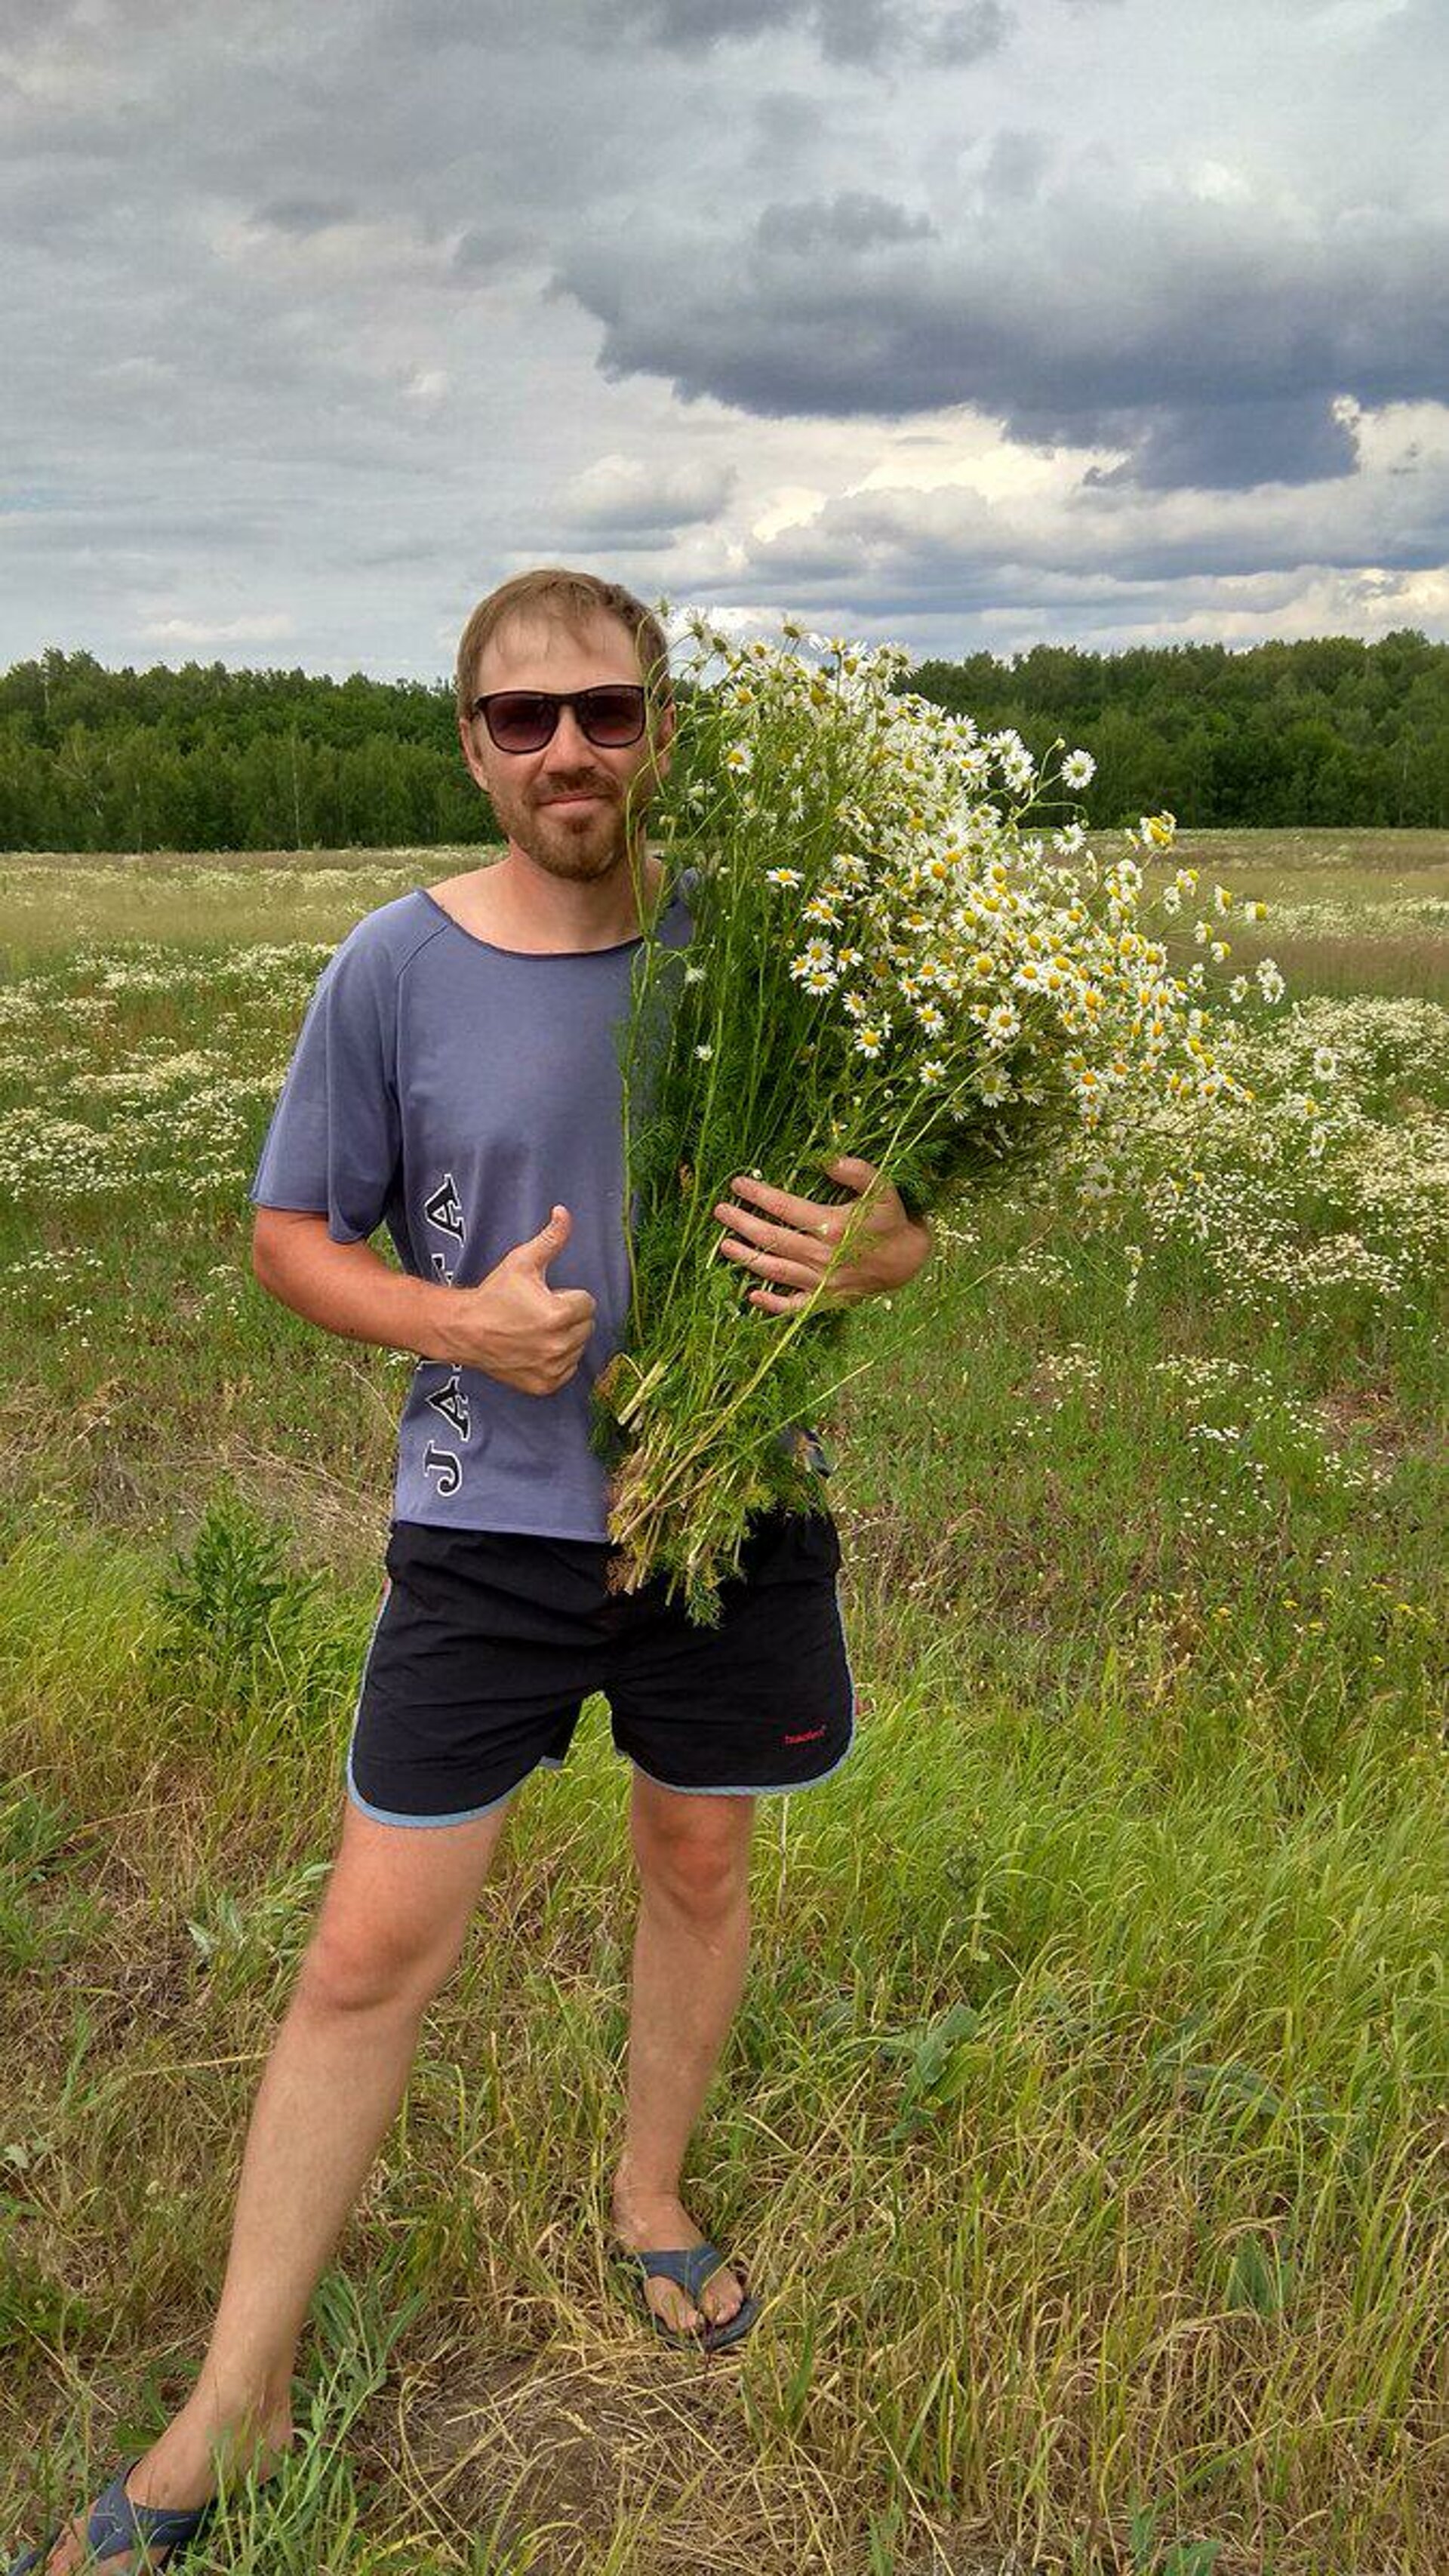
[783,1725,826,1745]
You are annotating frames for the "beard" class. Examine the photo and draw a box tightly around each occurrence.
[497,779,648,882]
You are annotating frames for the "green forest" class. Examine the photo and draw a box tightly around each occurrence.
[1,629,1445,851]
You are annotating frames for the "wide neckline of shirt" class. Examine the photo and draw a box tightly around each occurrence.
[413,882,683,960]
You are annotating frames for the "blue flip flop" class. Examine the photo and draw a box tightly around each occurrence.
[614,2239,761,2353]
[8,2453,216,2574]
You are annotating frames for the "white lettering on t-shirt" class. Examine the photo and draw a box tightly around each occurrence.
[421,1165,469,1490]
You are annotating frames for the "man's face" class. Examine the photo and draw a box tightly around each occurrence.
[458,608,675,883]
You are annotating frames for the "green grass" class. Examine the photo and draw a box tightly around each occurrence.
[1,837,1445,2574]
[1164,829,1449,1003]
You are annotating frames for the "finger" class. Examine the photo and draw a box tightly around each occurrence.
[746,1280,857,1313]
[713,1197,837,1256]
[717,1237,823,1290]
[819,1153,881,1194]
[746,1283,812,1313]
[722,1171,851,1233]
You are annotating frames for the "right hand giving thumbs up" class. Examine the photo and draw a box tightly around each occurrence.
[446,1205,598,1395]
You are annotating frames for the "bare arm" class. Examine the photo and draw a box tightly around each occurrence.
[250,1203,597,1396]
[251,1208,458,1358]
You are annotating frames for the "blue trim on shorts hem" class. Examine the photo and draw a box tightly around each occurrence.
[345,1745,521,1827]
[625,1719,855,1798]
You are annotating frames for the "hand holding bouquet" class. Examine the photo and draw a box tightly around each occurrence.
[591,611,1275,1623]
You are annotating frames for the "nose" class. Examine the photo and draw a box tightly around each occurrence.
[549,705,594,763]
[540,703,613,797]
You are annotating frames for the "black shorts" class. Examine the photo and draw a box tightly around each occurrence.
[346,1505,857,1828]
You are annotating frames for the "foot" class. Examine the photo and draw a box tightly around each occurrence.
[29,2418,292,2574]
[27,2457,195,2576]
[609,2181,748,2338]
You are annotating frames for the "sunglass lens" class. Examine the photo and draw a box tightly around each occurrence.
[580,687,645,744]
[488,694,552,752]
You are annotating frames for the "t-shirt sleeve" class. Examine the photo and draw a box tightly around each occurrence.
[248,924,401,1242]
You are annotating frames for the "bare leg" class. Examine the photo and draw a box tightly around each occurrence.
[36,1792,513,2574]
[610,1771,757,2337]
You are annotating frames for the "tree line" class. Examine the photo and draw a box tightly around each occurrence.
[1,631,1444,851]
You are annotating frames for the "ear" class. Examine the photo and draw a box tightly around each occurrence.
[457,712,488,791]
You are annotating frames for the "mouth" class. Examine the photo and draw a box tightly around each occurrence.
[543,793,609,811]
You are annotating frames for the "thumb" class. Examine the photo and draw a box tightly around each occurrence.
[520,1203,571,1270]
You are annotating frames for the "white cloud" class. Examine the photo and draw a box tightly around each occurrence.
[138,613,297,645]
[559,452,738,535]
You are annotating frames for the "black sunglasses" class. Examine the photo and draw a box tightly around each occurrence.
[469,685,649,754]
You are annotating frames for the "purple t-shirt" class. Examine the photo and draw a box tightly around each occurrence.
[248,878,696,1539]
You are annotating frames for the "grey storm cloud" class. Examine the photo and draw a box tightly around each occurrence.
[606,0,1010,67]
[254,198,357,238]
[555,197,1449,491]
[1083,398,1361,494]
[755,192,938,254]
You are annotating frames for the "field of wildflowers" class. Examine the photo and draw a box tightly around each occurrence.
[0,834,1444,2574]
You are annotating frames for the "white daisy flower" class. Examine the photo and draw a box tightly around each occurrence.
[694,1042,713,1060]
[854,1024,887,1058]
[918,1058,946,1087]
[764,866,803,888]
[1061,749,1096,789]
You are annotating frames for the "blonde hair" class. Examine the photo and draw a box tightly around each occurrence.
[454,568,672,728]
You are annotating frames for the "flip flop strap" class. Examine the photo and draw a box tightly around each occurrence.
[86,2458,212,2559]
[629,2241,732,2301]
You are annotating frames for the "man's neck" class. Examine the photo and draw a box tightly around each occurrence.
[432,840,667,954]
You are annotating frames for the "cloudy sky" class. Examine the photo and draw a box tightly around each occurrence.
[4,0,1447,679]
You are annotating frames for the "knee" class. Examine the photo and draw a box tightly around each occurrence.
[632,1813,752,1919]
[293,1915,460,2019]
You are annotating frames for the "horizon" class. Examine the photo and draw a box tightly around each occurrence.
[5,623,1443,697]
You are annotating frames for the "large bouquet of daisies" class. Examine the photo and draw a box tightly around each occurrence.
[590,611,1273,1623]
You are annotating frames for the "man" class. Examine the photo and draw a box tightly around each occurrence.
[11,568,931,2576]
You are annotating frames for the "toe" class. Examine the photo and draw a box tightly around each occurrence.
[650,2280,703,2335]
[700,2264,744,2326]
